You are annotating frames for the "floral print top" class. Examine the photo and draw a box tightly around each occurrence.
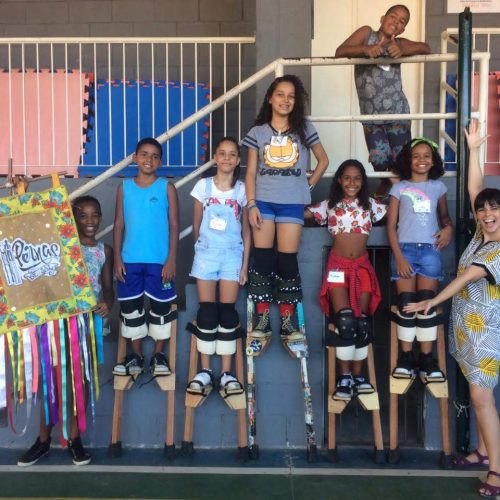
[308,197,386,236]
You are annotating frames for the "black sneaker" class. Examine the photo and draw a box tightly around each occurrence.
[67,436,91,466]
[353,375,375,394]
[280,311,304,341]
[392,350,416,379]
[333,374,354,400]
[17,437,50,467]
[112,353,144,376]
[419,352,445,382]
[252,310,272,337]
[150,352,171,376]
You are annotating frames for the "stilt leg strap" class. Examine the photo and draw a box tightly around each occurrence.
[217,326,245,341]
[186,322,217,341]
[149,308,177,325]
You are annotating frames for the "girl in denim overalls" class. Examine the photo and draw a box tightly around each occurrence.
[187,137,251,395]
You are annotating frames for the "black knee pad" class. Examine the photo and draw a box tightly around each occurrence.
[252,247,276,276]
[196,302,218,330]
[397,292,417,317]
[416,289,436,315]
[150,299,172,316]
[357,315,373,347]
[218,303,239,329]
[332,308,357,341]
[120,296,144,314]
[277,252,299,280]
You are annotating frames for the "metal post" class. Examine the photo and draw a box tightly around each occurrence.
[455,7,472,455]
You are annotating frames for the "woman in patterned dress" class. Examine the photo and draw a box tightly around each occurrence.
[405,120,499,497]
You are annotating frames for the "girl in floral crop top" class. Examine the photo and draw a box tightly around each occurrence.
[305,159,386,400]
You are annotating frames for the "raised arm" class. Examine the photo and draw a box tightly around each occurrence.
[335,26,378,58]
[397,38,431,56]
[465,119,488,216]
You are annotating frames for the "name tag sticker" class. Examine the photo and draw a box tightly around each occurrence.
[209,217,227,231]
[413,200,431,213]
[270,135,288,147]
[327,271,345,283]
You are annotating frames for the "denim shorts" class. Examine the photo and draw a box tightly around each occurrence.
[256,200,304,225]
[190,241,243,282]
[390,243,443,281]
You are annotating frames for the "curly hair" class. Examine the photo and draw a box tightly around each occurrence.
[328,159,371,211]
[393,139,444,180]
[255,74,309,146]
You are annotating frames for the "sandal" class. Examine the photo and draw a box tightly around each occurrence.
[186,369,214,395]
[479,471,500,498]
[452,449,489,469]
[218,372,244,396]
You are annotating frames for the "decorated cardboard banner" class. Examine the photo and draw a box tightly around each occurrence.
[0,186,96,335]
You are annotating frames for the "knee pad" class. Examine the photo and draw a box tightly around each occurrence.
[332,309,357,342]
[252,247,277,276]
[357,315,373,346]
[392,292,417,342]
[216,303,241,355]
[148,300,177,340]
[120,296,144,314]
[248,267,274,303]
[277,252,299,280]
[415,290,441,342]
[120,309,148,341]
[336,345,356,361]
[275,274,302,304]
[353,346,368,361]
[189,302,218,355]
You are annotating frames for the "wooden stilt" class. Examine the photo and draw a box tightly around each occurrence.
[327,346,338,462]
[109,330,127,457]
[235,338,249,460]
[182,336,199,456]
[366,344,385,462]
[164,305,177,458]
[389,310,400,462]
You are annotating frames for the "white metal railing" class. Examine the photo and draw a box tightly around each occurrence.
[84,51,490,240]
[440,28,500,166]
[0,37,255,176]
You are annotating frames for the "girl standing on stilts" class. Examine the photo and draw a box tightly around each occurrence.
[305,160,386,399]
[243,74,329,339]
[187,137,251,396]
[387,137,453,382]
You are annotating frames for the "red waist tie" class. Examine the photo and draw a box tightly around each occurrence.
[319,250,381,318]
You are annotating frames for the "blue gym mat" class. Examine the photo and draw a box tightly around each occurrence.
[80,79,210,176]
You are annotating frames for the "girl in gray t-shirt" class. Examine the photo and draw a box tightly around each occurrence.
[243,74,329,342]
[387,137,453,383]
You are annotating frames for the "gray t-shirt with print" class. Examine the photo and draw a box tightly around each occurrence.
[242,121,320,205]
[390,179,447,244]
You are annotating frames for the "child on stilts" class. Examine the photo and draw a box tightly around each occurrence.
[387,137,453,382]
[305,160,386,398]
[243,75,329,340]
[186,137,251,395]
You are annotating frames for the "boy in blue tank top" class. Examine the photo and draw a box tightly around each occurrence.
[112,138,179,376]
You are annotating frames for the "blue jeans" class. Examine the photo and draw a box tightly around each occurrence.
[391,243,443,281]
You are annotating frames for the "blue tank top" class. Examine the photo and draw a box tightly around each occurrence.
[121,178,170,264]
